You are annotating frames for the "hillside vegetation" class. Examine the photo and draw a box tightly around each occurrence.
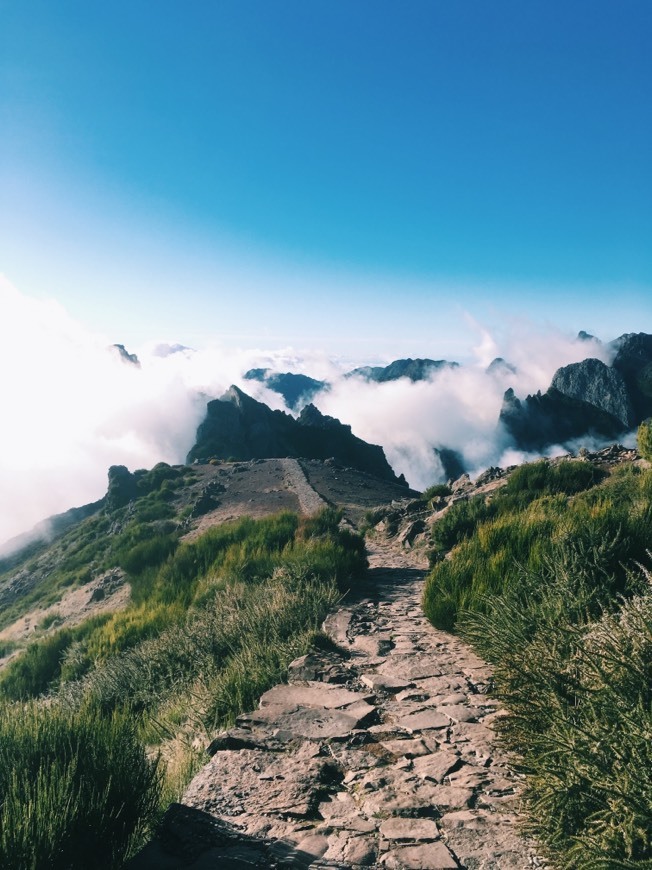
[423,452,652,868]
[0,475,366,868]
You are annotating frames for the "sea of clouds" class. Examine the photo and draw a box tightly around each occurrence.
[0,277,617,549]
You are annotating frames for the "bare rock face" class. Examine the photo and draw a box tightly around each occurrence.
[499,386,626,451]
[500,332,652,453]
[611,332,652,423]
[551,358,635,428]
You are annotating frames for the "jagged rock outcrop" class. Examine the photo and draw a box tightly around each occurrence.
[106,465,139,511]
[610,332,652,423]
[111,343,140,366]
[499,386,625,451]
[551,358,635,428]
[243,369,327,410]
[500,332,652,452]
[347,358,458,383]
[433,447,466,481]
[187,386,404,484]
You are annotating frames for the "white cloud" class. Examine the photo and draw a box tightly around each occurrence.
[0,278,625,547]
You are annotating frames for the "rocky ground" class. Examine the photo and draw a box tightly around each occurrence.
[132,534,544,869]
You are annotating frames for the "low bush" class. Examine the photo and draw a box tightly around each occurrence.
[638,418,652,461]
[60,512,362,722]
[424,462,650,630]
[0,630,75,700]
[1,505,366,868]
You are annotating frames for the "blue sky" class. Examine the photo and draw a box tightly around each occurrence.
[1,1,651,358]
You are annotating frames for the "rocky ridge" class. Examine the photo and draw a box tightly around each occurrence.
[186,386,405,486]
[500,332,652,453]
[346,359,459,384]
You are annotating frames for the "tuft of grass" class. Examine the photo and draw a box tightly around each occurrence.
[0,506,366,867]
[423,456,652,867]
[638,418,652,461]
[0,701,161,869]
[424,461,648,630]
[421,483,452,502]
[459,565,652,868]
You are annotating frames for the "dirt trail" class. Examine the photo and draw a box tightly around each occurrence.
[134,530,543,869]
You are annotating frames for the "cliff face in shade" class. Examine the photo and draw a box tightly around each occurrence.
[499,387,626,452]
[551,358,636,429]
[610,333,652,423]
[187,386,405,485]
[499,333,652,453]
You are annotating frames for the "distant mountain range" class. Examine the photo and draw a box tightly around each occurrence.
[231,332,652,479]
[5,332,651,558]
[243,358,460,410]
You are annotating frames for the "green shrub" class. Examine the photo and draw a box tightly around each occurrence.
[638,418,652,461]
[118,532,178,578]
[0,701,161,869]
[0,630,74,700]
[134,499,175,522]
[54,510,364,725]
[502,458,605,498]
[0,506,366,867]
[0,614,116,700]
[37,612,63,631]
[0,640,17,659]
[430,495,495,554]
[153,512,299,607]
[424,460,646,630]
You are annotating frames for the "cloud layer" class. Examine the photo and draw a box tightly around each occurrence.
[0,278,615,547]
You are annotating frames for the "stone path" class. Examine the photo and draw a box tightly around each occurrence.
[281,458,329,516]
[133,539,544,869]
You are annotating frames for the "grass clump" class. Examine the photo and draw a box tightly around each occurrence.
[424,460,630,629]
[58,508,364,727]
[423,456,652,867]
[0,701,161,869]
[0,505,366,865]
[460,563,652,868]
[638,418,652,461]
[421,483,452,502]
